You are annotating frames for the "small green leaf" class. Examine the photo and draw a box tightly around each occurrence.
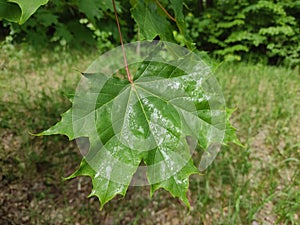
[130,0,173,41]
[8,0,48,24]
[0,0,21,22]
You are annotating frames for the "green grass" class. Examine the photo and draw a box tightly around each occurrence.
[212,63,300,224]
[0,44,299,225]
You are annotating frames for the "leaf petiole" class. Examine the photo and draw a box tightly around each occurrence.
[155,0,176,22]
[112,0,134,84]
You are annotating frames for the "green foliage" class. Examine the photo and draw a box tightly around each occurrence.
[130,0,173,41]
[186,0,300,65]
[2,0,195,49]
[2,0,125,49]
[130,0,193,48]
[0,0,48,24]
[2,0,300,65]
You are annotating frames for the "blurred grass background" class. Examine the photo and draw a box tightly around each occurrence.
[0,44,299,225]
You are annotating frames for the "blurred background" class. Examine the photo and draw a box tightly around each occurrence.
[0,0,299,224]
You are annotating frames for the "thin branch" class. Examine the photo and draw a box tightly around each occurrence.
[155,0,176,22]
[112,0,133,84]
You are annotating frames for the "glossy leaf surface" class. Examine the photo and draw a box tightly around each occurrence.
[40,43,239,208]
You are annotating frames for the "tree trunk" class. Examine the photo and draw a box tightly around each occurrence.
[206,0,213,8]
[199,0,204,13]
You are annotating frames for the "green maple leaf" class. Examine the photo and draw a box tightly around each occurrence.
[130,0,194,48]
[130,0,174,41]
[39,42,239,209]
